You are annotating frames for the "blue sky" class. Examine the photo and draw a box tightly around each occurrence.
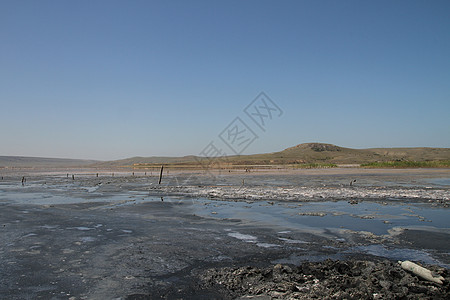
[1,0,449,160]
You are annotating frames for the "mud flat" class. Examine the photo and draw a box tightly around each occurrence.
[0,169,449,299]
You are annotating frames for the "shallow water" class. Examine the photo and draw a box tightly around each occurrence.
[424,177,450,186]
[273,244,445,267]
[1,172,449,238]
[189,197,449,235]
[1,171,449,266]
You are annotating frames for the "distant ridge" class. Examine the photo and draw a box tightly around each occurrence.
[2,143,449,168]
[93,143,450,167]
[93,155,199,167]
[0,156,99,168]
[260,143,450,164]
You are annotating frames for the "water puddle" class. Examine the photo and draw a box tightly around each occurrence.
[191,198,449,235]
[272,244,449,268]
[424,178,450,187]
[350,244,449,268]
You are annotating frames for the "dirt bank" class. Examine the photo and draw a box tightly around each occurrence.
[200,259,449,299]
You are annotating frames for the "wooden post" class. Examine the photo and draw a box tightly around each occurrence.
[158,165,164,184]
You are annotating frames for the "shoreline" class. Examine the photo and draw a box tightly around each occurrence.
[0,169,449,298]
[1,166,450,176]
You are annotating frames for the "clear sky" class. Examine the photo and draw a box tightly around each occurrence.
[1,0,449,160]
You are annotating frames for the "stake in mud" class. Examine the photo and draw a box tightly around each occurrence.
[158,165,164,184]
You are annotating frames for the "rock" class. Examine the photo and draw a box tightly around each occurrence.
[400,260,445,284]
[298,212,327,217]
[237,295,271,300]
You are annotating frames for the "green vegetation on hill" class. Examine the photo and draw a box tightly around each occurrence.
[294,163,338,169]
[3,143,449,169]
[361,160,450,168]
[96,143,450,169]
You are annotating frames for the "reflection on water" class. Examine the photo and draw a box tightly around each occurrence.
[425,178,450,186]
[273,244,449,268]
[350,244,449,268]
[191,198,449,235]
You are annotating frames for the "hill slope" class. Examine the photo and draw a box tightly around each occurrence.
[93,156,200,167]
[0,156,99,168]
[2,144,448,168]
[96,143,450,167]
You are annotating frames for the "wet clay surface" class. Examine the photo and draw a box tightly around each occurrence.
[0,170,449,299]
[0,200,334,299]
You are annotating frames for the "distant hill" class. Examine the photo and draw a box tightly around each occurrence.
[216,143,450,165]
[2,143,449,168]
[93,143,450,167]
[0,156,99,168]
[92,155,200,167]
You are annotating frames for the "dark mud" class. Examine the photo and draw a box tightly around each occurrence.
[200,259,449,299]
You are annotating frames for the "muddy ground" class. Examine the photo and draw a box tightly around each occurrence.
[0,169,449,299]
[200,259,449,299]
